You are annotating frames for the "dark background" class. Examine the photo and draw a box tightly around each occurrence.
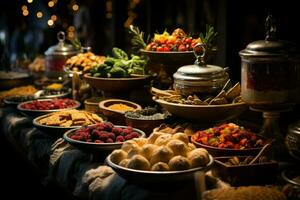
[1,0,300,82]
[0,0,299,199]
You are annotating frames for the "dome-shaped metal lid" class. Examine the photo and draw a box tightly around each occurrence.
[45,31,79,56]
[173,43,227,81]
[239,14,297,58]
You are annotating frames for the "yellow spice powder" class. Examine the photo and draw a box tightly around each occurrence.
[107,103,135,111]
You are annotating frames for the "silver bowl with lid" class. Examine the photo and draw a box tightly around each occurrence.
[286,120,300,160]
[45,31,80,79]
[173,43,229,96]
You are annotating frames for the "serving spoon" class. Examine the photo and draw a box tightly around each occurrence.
[249,143,272,164]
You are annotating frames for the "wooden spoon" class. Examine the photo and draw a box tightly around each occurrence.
[249,143,272,164]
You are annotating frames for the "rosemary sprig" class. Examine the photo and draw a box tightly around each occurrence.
[199,24,218,50]
[128,25,148,53]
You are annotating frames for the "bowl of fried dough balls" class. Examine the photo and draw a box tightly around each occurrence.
[105,131,213,183]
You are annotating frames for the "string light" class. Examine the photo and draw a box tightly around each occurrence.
[23,10,29,16]
[21,5,28,11]
[72,4,79,11]
[47,19,54,26]
[51,15,57,21]
[27,0,33,3]
[48,1,54,8]
[36,11,43,18]
[68,26,75,32]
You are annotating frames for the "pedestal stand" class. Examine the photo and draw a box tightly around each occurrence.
[250,106,291,160]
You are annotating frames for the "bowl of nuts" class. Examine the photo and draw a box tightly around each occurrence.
[151,83,248,122]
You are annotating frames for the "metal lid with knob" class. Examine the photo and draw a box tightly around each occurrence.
[173,43,228,94]
[239,14,297,59]
[45,31,79,56]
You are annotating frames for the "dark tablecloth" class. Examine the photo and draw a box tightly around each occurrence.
[0,107,227,200]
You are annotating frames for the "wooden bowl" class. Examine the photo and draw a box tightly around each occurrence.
[191,134,272,157]
[84,97,104,113]
[84,73,150,93]
[212,156,278,186]
[99,99,142,125]
[153,97,248,122]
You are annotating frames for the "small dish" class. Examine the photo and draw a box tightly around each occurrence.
[212,156,278,186]
[4,95,35,106]
[99,99,142,125]
[124,107,169,136]
[84,97,104,113]
[17,98,81,118]
[33,115,81,137]
[35,88,72,99]
[63,126,146,152]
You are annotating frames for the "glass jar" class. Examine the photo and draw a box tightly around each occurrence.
[239,15,300,108]
[44,31,79,79]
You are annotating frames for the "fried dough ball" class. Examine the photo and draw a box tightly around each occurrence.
[127,155,150,170]
[127,146,143,159]
[110,149,128,164]
[172,132,189,145]
[168,155,190,171]
[147,131,164,144]
[166,139,188,156]
[119,159,130,167]
[154,133,172,146]
[187,148,209,168]
[141,143,158,160]
[150,146,174,166]
[133,137,148,147]
[151,162,170,171]
[121,140,139,152]
[187,143,196,152]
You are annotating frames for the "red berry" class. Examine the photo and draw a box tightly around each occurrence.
[106,138,114,143]
[116,136,124,142]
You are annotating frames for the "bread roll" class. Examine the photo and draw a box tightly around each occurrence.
[141,143,158,160]
[150,146,174,166]
[127,146,143,159]
[119,159,130,167]
[168,155,190,170]
[127,155,150,170]
[154,133,172,146]
[172,132,189,145]
[133,137,148,147]
[110,149,128,164]
[187,148,209,168]
[121,140,139,152]
[166,139,188,156]
[147,131,164,144]
[151,162,170,171]
[187,143,196,152]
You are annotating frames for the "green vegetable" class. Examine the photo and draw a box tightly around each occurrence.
[128,25,148,54]
[104,57,116,66]
[109,66,127,77]
[199,24,218,50]
[112,48,128,60]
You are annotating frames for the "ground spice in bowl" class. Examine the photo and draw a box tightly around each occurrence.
[107,103,136,112]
